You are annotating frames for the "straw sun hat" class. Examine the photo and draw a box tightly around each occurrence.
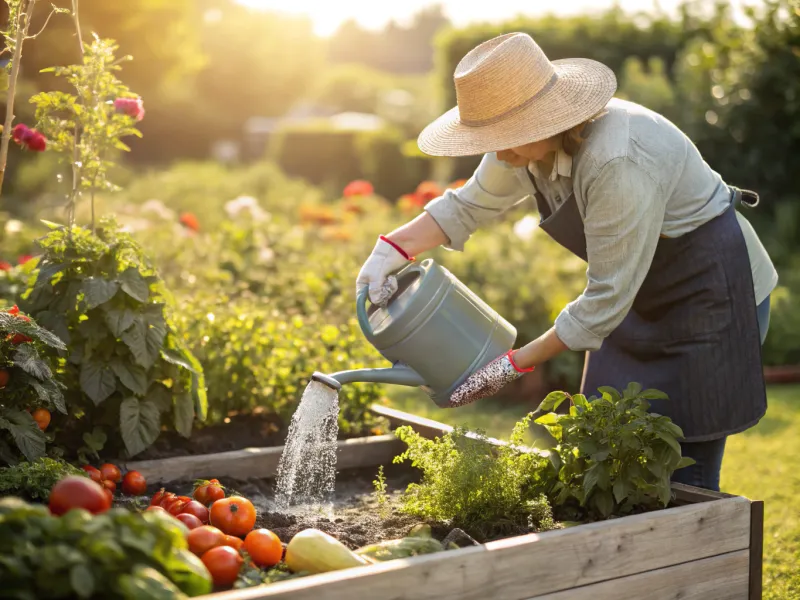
[418,32,617,157]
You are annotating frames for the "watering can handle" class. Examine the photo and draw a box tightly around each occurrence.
[356,262,426,338]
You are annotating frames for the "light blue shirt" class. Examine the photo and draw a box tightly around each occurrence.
[425,98,778,352]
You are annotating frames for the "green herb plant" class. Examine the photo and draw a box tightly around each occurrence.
[0,456,87,500]
[21,216,207,459]
[0,304,66,464]
[393,415,556,541]
[535,383,696,519]
[372,465,390,519]
[0,497,212,598]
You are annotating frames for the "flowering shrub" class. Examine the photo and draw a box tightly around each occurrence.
[0,304,67,464]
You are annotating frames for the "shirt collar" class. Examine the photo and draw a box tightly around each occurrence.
[527,138,573,181]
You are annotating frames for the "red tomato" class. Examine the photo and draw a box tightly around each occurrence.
[187,525,225,556]
[181,500,209,524]
[176,513,204,530]
[103,487,114,505]
[121,471,147,496]
[82,465,102,483]
[209,497,256,537]
[222,535,244,552]
[145,505,168,514]
[244,529,283,568]
[167,496,192,516]
[201,546,244,588]
[102,479,116,493]
[151,489,168,506]
[31,408,50,431]
[0,369,10,388]
[194,480,225,506]
[49,476,111,516]
[99,463,121,483]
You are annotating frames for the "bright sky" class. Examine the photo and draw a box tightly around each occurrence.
[234,0,761,36]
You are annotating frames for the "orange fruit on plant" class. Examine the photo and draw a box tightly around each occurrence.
[187,525,225,556]
[201,545,243,588]
[32,408,50,431]
[222,535,244,551]
[209,496,256,537]
[244,528,283,567]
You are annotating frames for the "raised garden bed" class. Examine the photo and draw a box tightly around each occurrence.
[124,405,764,600]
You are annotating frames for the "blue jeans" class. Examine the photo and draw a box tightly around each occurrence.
[671,295,771,491]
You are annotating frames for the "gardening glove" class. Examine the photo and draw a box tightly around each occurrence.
[447,350,534,408]
[356,236,412,307]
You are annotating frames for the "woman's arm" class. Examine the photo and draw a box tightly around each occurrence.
[385,211,449,257]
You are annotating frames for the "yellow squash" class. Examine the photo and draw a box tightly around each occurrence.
[284,529,372,574]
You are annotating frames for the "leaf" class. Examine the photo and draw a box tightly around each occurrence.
[538,391,568,412]
[534,412,560,425]
[12,344,52,380]
[119,268,149,302]
[111,360,148,396]
[118,566,188,600]
[646,461,664,477]
[593,489,615,517]
[104,306,136,337]
[120,397,162,457]
[572,394,589,408]
[623,382,643,399]
[70,563,95,599]
[80,360,117,405]
[597,386,621,402]
[122,317,150,368]
[613,478,629,503]
[657,480,673,506]
[548,450,562,473]
[675,456,696,470]
[35,261,65,286]
[0,409,47,461]
[82,277,119,309]
[655,431,683,457]
[591,450,611,461]
[82,427,107,458]
[583,462,610,494]
[639,388,670,400]
[160,348,198,373]
[192,372,208,422]
[173,393,194,438]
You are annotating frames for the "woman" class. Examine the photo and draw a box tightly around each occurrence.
[356,33,776,492]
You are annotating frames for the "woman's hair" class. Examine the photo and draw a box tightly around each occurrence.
[562,110,608,156]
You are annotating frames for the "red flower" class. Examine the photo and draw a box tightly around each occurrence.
[114,97,145,121]
[26,132,46,152]
[179,212,200,232]
[10,333,32,345]
[343,180,374,198]
[11,123,46,152]
[415,181,444,203]
[17,254,33,265]
[0,261,11,271]
[6,305,20,315]
[12,124,32,143]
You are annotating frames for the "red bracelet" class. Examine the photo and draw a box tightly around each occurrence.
[380,235,413,261]
[507,350,536,373]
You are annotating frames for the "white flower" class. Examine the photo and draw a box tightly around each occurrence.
[257,246,275,264]
[141,199,175,220]
[4,219,23,234]
[513,215,539,241]
[225,195,271,222]
[120,218,152,233]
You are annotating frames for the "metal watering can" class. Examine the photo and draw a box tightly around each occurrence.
[312,259,517,407]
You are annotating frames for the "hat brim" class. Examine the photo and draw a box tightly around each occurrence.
[417,58,617,157]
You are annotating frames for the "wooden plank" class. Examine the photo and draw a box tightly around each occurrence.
[749,500,764,600]
[525,550,749,600]
[121,435,405,484]
[200,496,751,600]
[671,482,737,504]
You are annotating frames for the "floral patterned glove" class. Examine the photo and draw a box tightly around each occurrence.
[447,350,534,408]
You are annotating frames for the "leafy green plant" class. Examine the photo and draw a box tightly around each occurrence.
[393,416,555,541]
[0,304,67,463]
[0,496,212,598]
[372,465,390,518]
[535,384,695,519]
[0,456,87,500]
[20,216,206,459]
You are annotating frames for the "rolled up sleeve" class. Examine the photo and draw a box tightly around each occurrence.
[425,152,527,251]
[555,158,665,352]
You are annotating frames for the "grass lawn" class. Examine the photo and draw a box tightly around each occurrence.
[384,384,800,599]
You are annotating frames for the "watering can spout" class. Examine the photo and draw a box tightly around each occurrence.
[311,364,426,392]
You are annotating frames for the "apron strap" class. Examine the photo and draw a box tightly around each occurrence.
[731,186,760,208]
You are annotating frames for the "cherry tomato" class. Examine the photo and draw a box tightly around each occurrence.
[194,480,225,506]
[176,513,204,530]
[49,476,111,516]
[121,471,147,496]
[31,408,50,431]
[201,545,244,588]
[99,463,121,483]
[181,500,209,524]
[82,465,102,483]
[244,529,283,568]
[102,479,116,493]
[187,525,225,556]
[222,535,244,552]
[0,369,9,388]
[209,496,256,537]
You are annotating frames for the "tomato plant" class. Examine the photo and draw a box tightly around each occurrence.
[201,545,244,587]
[181,500,209,524]
[187,525,225,557]
[121,471,147,495]
[209,496,256,537]
[244,529,283,567]
[48,476,111,515]
[100,463,122,483]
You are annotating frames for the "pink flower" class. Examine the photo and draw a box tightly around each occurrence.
[17,254,33,265]
[11,123,46,151]
[343,180,374,198]
[26,132,46,152]
[114,97,145,121]
[0,261,11,271]
[12,124,32,143]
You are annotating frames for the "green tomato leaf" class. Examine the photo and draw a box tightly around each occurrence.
[111,360,149,396]
[119,268,149,302]
[80,360,117,405]
[0,409,47,461]
[120,397,161,457]
[70,563,95,599]
[82,277,120,309]
[173,393,194,438]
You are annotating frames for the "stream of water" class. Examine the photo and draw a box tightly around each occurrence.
[274,380,340,514]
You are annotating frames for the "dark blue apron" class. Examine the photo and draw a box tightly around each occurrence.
[530,181,766,442]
